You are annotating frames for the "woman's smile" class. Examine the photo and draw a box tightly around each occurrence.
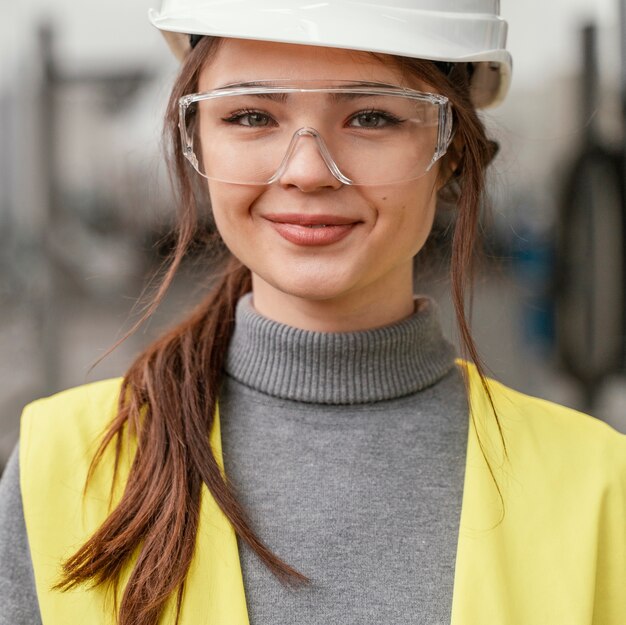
[262,212,364,246]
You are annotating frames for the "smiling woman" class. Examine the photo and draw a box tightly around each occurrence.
[1,2,626,625]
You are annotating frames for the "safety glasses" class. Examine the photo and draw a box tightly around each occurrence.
[179,79,454,186]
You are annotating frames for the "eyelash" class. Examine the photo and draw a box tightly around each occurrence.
[347,109,404,127]
[221,108,405,128]
[222,109,275,126]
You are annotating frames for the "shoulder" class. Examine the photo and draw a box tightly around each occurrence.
[460,360,626,484]
[21,377,124,429]
[20,378,125,473]
[19,378,130,533]
[492,373,625,452]
[23,377,124,414]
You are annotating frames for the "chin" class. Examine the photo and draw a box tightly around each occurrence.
[280,284,352,303]
[268,275,357,303]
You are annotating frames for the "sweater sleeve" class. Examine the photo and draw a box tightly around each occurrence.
[0,442,43,625]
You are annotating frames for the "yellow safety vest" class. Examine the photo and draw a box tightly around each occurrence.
[20,362,626,624]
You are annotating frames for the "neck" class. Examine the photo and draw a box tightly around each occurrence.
[250,265,415,332]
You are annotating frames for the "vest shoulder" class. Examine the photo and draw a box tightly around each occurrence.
[493,376,624,440]
[460,361,626,471]
[20,378,127,512]
[26,377,123,408]
[21,377,124,437]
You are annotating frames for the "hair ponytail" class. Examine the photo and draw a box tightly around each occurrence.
[55,253,309,625]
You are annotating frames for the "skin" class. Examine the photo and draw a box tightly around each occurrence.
[199,39,445,332]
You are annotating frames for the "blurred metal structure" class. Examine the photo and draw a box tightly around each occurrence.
[555,21,625,409]
[31,24,154,393]
[0,22,157,470]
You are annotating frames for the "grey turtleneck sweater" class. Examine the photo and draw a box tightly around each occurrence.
[0,293,469,625]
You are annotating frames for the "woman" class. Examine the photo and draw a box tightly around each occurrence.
[1,2,625,625]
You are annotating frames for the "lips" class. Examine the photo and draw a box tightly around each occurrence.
[263,213,361,226]
[263,213,362,246]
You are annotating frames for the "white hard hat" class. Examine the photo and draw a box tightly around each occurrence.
[148,0,512,108]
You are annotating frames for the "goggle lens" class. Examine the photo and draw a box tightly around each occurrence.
[179,81,453,186]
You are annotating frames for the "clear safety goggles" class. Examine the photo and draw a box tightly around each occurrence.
[179,79,454,186]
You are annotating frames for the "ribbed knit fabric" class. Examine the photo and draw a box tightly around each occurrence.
[218,293,469,625]
[226,294,457,404]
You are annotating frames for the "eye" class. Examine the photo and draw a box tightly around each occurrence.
[222,109,276,127]
[347,110,403,129]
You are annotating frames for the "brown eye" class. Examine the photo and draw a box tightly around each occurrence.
[223,110,275,127]
[241,112,271,127]
[347,110,403,128]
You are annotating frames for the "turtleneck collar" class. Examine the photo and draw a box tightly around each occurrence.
[224,293,456,405]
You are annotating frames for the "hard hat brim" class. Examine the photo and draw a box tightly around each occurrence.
[149,2,512,108]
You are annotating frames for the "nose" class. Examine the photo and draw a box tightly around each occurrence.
[275,129,345,192]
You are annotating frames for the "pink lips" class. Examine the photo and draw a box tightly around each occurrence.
[263,213,361,247]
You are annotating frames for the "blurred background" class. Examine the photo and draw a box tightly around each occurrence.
[2,0,626,470]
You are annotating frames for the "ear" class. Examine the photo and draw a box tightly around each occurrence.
[436,133,464,192]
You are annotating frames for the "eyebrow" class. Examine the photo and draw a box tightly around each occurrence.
[216,81,393,102]
[242,92,289,102]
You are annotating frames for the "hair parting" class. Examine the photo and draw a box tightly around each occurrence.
[56,36,507,625]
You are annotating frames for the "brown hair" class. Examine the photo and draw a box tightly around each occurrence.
[55,36,504,625]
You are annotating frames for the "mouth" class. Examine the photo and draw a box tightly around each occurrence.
[263,213,362,226]
[262,213,363,246]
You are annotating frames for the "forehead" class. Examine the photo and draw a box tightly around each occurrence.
[198,38,415,90]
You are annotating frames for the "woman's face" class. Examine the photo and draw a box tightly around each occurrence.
[197,39,444,326]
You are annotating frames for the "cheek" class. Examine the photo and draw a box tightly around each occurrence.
[366,179,439,253]
[207,182,259,251]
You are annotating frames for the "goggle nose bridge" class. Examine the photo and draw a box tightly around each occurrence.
[266,127,355,186]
